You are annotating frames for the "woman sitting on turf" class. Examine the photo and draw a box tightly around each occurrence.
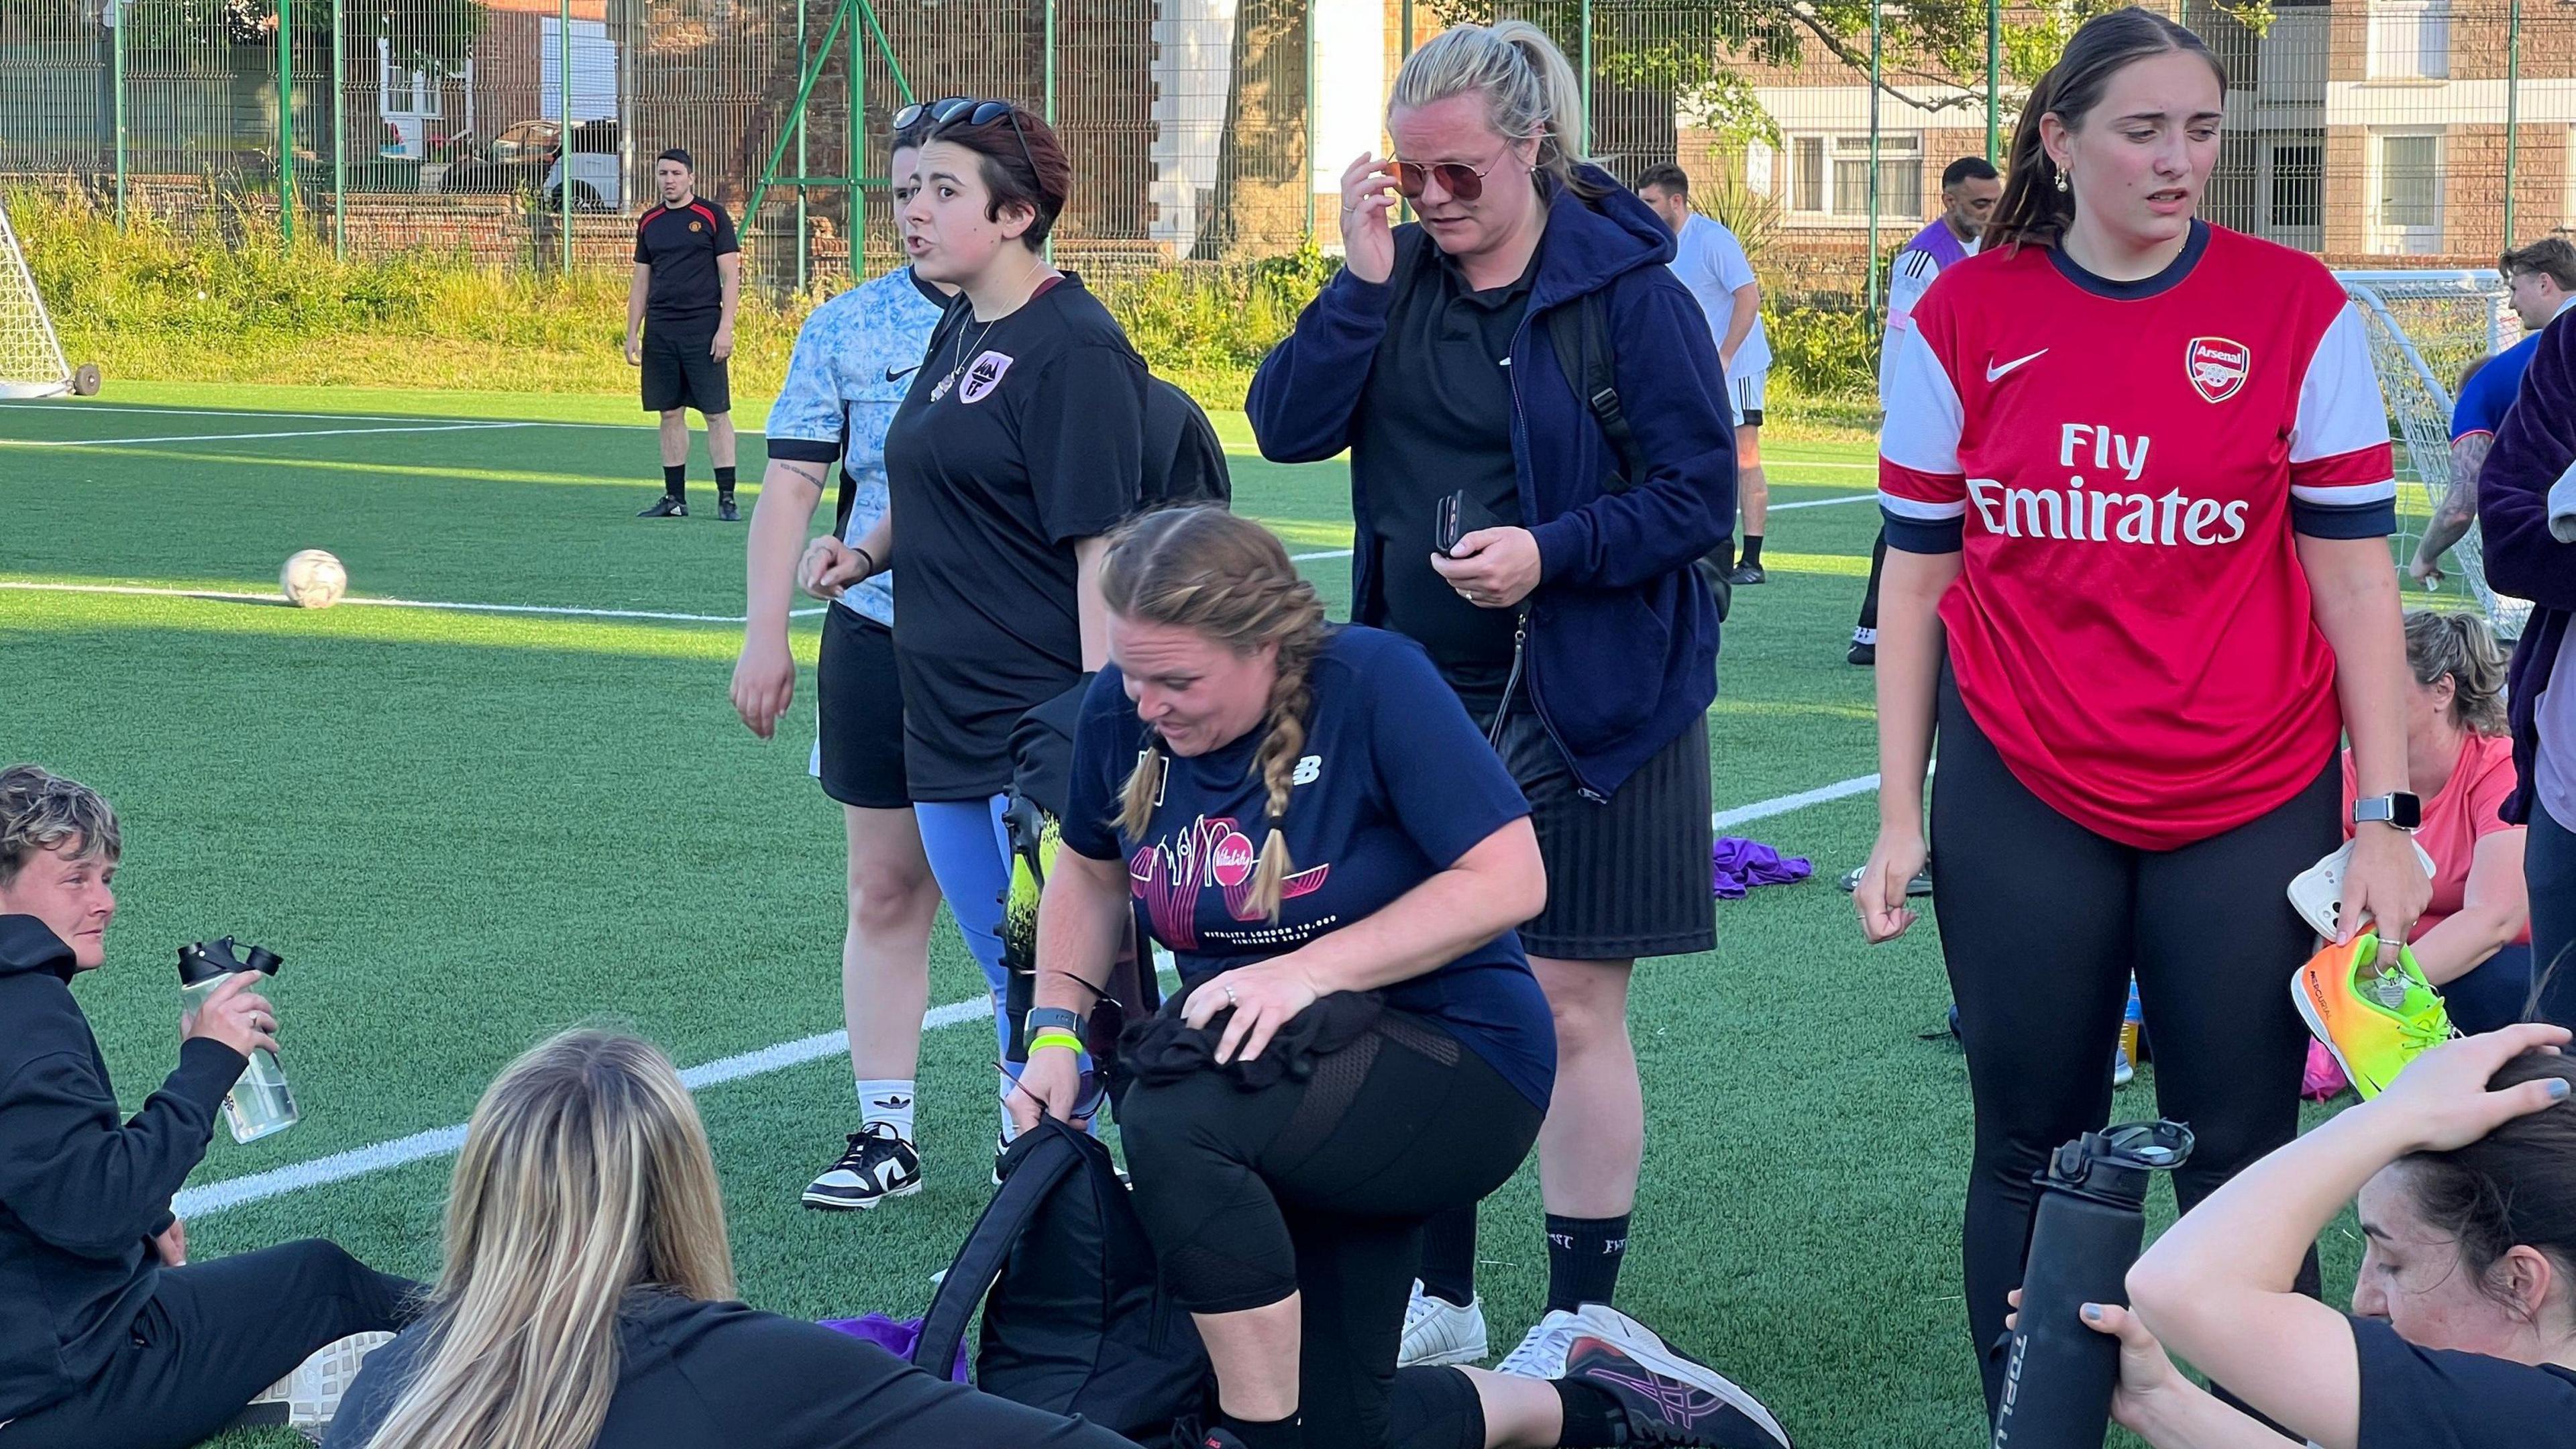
[1014,506,1790,1449]
[327,1028,1134,1449]
[2027,1024,2576,1449]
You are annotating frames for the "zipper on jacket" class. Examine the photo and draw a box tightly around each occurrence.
[1504,308,1610,804]
[1486,612,1529,749]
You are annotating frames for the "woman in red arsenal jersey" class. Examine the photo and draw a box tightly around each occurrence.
[1856,5,2429,1414]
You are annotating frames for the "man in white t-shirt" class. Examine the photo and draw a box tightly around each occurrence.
[1639,164,1772,586]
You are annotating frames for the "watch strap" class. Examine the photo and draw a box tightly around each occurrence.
[1023,1006,1086,1046]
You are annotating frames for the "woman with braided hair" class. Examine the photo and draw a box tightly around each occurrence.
[1016,507,1794,1449]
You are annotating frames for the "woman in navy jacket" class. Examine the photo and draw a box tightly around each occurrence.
[1246,18,1735,1375]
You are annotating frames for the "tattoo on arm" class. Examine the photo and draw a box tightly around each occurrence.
[2418,435,2489,564]
[776,461,828,490]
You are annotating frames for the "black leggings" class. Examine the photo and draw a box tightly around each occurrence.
[1931,674,2330,1417]
[0,1239,417,1449]
[1118,1010,1543,1449]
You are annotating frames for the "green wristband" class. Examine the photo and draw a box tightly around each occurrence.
[1028,1030,1084,1056]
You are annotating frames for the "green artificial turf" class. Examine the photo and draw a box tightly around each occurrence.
[0,386,2366,1449]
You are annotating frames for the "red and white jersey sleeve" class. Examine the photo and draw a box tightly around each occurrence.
[1876,224,2396,850]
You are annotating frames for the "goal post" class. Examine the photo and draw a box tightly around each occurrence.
[0,200,76,401]
[2334,268,2528,639]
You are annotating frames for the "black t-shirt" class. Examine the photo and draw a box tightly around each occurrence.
[2352,1315,2576,1449]
[882,274,1146,800]
[1060,626,1555,1109]
[633,199,740,328]
[1353,235,1530,708]
[323,1293,1123,1449]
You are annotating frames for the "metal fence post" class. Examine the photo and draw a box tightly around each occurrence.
[278,0,296,244]
[1866,0,1882,334]
[559,0,572,277]
[331,0,344,261]
[111,0,125,229]
[1303,3,1316,241]
[796,0,809,292]
[1985,0,2001,164]
[847,0,862,282]
[1578,0,1593,154]
[2505,0,2522,249]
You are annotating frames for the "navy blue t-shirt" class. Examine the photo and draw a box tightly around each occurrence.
[2352,1315,2576,1449]
[1061,625,1555,1109]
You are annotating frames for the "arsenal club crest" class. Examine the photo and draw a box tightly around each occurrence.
[2186,337,2250,404]
[959,350,1014,404]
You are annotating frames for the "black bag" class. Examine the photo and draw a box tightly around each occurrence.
[1542,291,1731,623]
[910,1118,1210,1447]
[1142,375,1231,508]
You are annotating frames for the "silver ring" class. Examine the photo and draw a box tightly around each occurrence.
[1224,983,1239,1008]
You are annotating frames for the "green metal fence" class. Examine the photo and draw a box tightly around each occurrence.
[0,0,2561,307]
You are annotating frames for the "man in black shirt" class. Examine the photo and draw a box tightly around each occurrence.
[626,148,743,520]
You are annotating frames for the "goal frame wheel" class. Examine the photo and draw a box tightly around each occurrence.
[72,363,101,396]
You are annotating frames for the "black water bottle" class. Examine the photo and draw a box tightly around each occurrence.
[1991,1120,2195,1449]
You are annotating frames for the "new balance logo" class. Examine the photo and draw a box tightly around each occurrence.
[1985,349,2047,382]
[1292,755,1321,786]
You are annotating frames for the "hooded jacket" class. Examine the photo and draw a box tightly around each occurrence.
[1247,165,1735,798]
[2478,308,2576,826]
[0,914,244,1421]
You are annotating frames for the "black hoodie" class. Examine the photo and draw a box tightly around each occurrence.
[0,914,244,1421]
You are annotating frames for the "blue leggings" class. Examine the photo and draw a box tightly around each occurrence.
[913,796,1015,1078]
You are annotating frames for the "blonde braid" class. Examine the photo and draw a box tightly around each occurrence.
[1243,629,1319,923]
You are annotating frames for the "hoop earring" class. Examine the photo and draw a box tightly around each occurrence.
[2054,167,2071,193]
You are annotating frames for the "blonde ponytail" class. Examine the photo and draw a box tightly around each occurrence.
[1391,19,1609,201]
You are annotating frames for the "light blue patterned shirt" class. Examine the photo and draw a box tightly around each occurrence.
[765,266,949,625]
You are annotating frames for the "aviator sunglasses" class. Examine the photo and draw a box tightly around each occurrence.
[894,97,1040,182]
[1389,148,1521,203]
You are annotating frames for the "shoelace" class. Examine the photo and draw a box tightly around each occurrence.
[838,1128,906,1171]
[1497,1318,1582,1377]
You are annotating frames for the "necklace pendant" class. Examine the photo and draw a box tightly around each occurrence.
[929,371,957,403]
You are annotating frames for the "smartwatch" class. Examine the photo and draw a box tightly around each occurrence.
[1023,1006,1087,1047]
[2352,792,2422,832]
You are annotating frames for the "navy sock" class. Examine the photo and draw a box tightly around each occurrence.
[1419,1205,1478,1307]
[715,464,737,498]
[1741,533,1764,567]
[1554,1379,1626,1448]
[1545,1212,1630,1314]
[661,464,686,498]
[1223,1412,1301,1449]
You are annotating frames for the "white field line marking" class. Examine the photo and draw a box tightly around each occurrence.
[176,769,1879,1218]
[1,402,641,428]
[0,581,828,623]
[1289,548,1352,561]
[1769,492,1875,512]
[0,421,541,449]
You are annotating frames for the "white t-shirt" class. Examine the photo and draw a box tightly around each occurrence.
[1668,213,1769,381]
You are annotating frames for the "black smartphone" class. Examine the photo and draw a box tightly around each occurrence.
[1434,490,1504,556]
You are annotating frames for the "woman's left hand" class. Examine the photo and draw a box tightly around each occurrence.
[2338,823,2431,946]
[2368,1022,2573,1151]
[1183,961,1324,1065]
[1432,527,1543,610]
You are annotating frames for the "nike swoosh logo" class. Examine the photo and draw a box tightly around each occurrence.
[885,364,922,382]
[1986,349,2047,382]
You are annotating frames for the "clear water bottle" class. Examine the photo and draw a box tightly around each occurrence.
[176,938,299,1144]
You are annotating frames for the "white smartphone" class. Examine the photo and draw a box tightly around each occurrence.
[2288,838,2442,941]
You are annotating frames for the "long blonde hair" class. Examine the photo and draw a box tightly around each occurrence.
[1102,506,1328,923]
[360,1030,735,1449]
[1390,19,1609,201]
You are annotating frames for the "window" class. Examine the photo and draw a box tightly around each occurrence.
[377,41,439,119]
[2367,0,2450,80]
[2268,142,2322,231]
[2371,131,2443,254]
[1787,133,1923,221]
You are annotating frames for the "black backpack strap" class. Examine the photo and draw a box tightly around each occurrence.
[1542,291,1646,491]
[909,1122,1089,1375]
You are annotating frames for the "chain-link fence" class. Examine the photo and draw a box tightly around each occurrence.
[0,0,2561,305]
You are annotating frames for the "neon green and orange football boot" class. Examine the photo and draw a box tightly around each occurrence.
[2292,932,2455,1100]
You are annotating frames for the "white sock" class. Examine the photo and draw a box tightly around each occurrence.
[856,1079,916,1140]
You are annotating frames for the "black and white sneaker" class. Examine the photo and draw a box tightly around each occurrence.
[1564,1321,1794,1447]
[717,496,740,522]
[804,1124,922,1210]
[1723,561,1766,587]
[637,494,688,519]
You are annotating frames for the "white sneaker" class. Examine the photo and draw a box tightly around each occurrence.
[1495,1307,1587,1379]
[1398,1280,1489,1368]
[237,1331,394,1434]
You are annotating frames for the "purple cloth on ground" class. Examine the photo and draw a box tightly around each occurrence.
[1712,836,1813,900]
[821,1313,970,1383]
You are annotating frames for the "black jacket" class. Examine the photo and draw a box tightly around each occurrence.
[0,915,244,1421]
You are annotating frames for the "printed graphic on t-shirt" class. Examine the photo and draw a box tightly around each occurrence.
[959,351,1014,405]
[1129,814,1331,949]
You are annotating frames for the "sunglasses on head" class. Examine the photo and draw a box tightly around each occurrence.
[895,96,1039,181]
[1391,153,1513,203]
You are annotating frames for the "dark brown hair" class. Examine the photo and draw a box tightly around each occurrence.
[2502,237,2576,293]
[2399,1052,2576,1319]
[1100,507,1328,924]
[1635,164,1690,197]
[931,104,1071,250]
[1986,7,2226,251]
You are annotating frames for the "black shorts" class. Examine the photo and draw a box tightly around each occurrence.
[815,606,909,810]
[640,322,731,416]
[1476,693,1715,961]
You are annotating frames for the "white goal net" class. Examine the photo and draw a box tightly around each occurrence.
[2336,268,2528,639]
[0,201,74,400]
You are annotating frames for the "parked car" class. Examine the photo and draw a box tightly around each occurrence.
[438,119,622,210]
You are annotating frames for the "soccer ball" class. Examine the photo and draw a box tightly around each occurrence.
[280,549,347,610]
